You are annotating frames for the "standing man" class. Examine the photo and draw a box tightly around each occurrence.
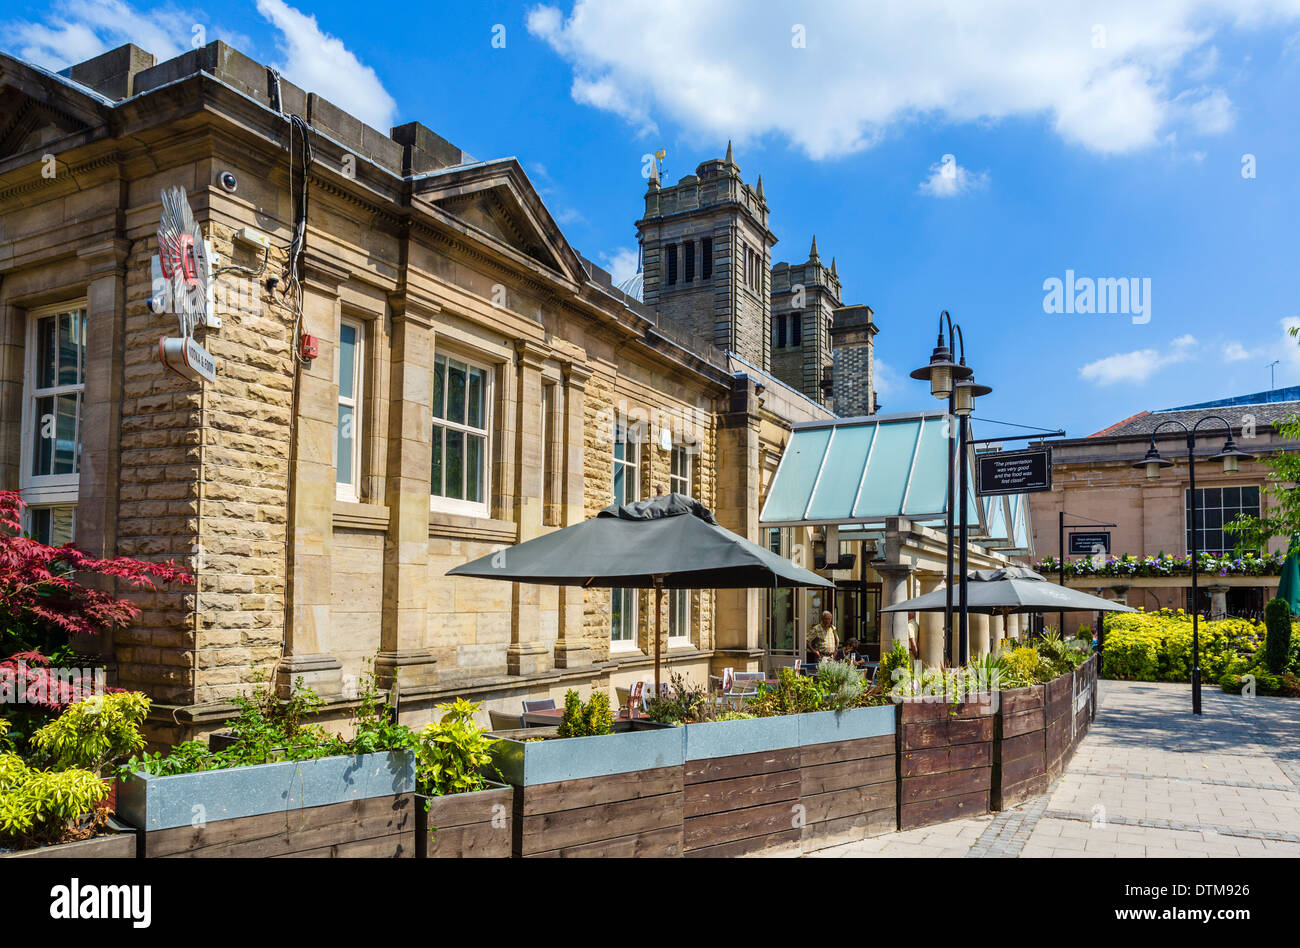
[807,610,839,663]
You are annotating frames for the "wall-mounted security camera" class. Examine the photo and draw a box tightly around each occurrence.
[218,171,238,193]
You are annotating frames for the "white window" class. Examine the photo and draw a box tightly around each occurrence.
[335,318,364,501]
[432,353,491,517]
[21,304,86,540]
[611,424,640,650]
[668,444,692,645]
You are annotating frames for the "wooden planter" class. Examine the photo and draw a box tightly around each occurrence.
[1044,670,1075,780]
[117,750,415,857]
[897,697,995,830]
[682,706,896,857]
[992,685,1047,810]
[488,721,684,858]
[1,816,137,859]
[414,781,513,858]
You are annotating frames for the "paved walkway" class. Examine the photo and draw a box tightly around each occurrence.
[806,679,1300,858]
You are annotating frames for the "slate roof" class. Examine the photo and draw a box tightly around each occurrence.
[1092,400,1300,439]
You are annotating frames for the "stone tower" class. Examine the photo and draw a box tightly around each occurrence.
[635,143,777,368]
[829,304,878,416]
[770,238,843,407]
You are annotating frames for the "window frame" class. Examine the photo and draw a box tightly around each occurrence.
[665,243,678,286]
[610,424,641,651]
[791,313,802,348]
[430,350,494,519]
[20,300,88,510]
[335,316,365,502]
[668,445,692,647]
[683,239,695,282]
[701,237,713,280]
[1185,484,1261,556]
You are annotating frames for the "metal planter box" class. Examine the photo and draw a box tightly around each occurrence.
[682,706,897,857]
[117,750,416,858]
[488,721,682,787]
[487,721,684,857]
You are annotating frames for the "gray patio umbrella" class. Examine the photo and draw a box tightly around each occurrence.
[880,566,1136,615]
[447,493,833,689]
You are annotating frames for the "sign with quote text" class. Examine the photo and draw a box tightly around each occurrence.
[975,447,1052,496]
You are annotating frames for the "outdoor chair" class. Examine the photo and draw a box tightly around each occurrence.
[522,698,556,713]
[488,709,523,731]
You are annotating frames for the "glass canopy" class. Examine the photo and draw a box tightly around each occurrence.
[759,411,1032,551]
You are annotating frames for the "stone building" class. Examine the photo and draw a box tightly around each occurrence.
[1027,388,1300,635]
[0,42,860,741]
[629,148,877,412]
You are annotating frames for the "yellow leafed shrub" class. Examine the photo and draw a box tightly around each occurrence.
[1101,609,1281,682]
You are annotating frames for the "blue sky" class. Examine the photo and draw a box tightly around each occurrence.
[6,0,1300,440]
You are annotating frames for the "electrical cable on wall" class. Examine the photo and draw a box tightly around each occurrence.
[280,113,314,365]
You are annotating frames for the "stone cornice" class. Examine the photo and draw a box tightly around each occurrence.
[562,360,594,390]
[514,338,551,369]
[299,250,351,292]
[388,286,441,328]
[74,237,129,274]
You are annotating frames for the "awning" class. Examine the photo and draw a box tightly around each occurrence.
[759,411,1031,551]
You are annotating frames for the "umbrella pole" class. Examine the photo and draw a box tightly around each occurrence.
[654,576,664,695]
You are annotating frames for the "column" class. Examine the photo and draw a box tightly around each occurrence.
[74,240,130,661]
[507,340,551,676]
[713,375,763,663]
[917,572,945,668]
[991,613,1006,652]
[553,361,593,668]
[373,287,440,692]
[876,565,912,655]
[1207,585,1228,620]
[277,252,348,698]
[971,613,990,658]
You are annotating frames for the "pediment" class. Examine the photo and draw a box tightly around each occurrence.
[0,86,94,161]
[415,161,585,285]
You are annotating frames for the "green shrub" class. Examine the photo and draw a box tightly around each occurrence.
[1102,610,1269,682]
[556,689,614,738]
[815,658,865,711]
[0,754,109,848]
[876,639,912,691]
[31,691,149,777]
[748,667,825,717]
[1263,598,1292,675]
[414,698,498,796]
[1219,663,1282,696]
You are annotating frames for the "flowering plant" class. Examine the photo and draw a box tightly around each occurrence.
[1035,550,1286,580]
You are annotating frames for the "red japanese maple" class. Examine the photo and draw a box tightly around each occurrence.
[0,490,194,642]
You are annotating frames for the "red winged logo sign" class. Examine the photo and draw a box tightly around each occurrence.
[155,186,217,382]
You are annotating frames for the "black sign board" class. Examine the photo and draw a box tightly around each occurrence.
[975,447,1052,496]
[1069,532,1111,555]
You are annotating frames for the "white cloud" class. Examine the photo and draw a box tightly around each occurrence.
[873,359,902,398]
[918,155,989,198]
[3,0,396,132]
[526,0,1300,159]
[254,0,396,132]
[599,246,640,286]
[1079,334,1197,385]
[5,0,195,70]
[1224,341,1251,361]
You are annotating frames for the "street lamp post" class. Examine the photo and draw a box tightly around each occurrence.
[1133,416,1254,714]
[952,329,991,664]
[910,313,975,663]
